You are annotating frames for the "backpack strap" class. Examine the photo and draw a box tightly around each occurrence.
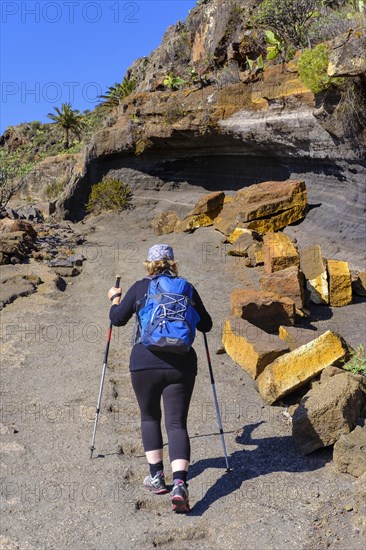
[133,275,167,344]
[133,277,153,344]
[135,276,154,311]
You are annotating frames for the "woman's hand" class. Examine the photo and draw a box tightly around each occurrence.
[108,287,122,304]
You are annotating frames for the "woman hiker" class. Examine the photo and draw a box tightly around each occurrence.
[108,244,212,513]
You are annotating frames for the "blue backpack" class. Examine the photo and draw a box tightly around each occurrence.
[136,274,200,354]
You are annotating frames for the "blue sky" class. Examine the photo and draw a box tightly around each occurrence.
[0,0,197,133]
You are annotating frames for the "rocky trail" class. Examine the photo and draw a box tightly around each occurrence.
[1,191,365,550]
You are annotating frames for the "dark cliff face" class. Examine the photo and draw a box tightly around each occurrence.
[8,0,365,257]
[59,62,365,220]
[61,0,366,212]
[127,0,258,92]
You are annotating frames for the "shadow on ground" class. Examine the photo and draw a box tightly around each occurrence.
[188,421,332,516]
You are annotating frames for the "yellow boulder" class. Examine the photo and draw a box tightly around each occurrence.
[230,288,295,333]
[191,191,225,215]
[279,325,320,351]
[174,210,220,232]
[214,179,308,236]
[222,317,289,379]
[227,228,255,244]
[256,331,350,404]
[151,211,180,235]
[327,260,352,307]
[174,191,225,232]
[243,204,306,234]
[299,244,329,304]
[263,232,300,274]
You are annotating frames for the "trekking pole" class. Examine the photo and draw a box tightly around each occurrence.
[202,332,232,472]
[89,275,121,458]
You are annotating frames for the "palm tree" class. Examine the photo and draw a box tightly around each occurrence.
[98,76,136,109]
[98,83,122,109]
[47,103,84,149]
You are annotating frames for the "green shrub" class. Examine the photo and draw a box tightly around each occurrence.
[61,142,84,154]
[253,0,321,48]
[30,120,42,131]
[86,177,132,213]
[341,345,366,376]
[308,6,363,43]
[298,44,346,93]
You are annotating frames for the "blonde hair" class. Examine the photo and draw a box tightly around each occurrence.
[143,259,178,276]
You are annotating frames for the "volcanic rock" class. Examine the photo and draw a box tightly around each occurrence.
[0,219,37,239]
[36,200,57,218]
[352,271,366,297]
[15,206,43,222]
[263,232,299,274]
[50,259,74,268]
[328,31,366,78]
[327,259,352,307]
[152,211,180,235]
[175,191,225,232]
[4,207,19,219]
[226,230,262,260]
[227,234,254,256]
[53,267,80,277]
[0,218,37,264]
[0,275,42,308]
[230,288,296,332]
[246,242,264,266]
[260,265,305,309]
[214,180,307,236]
[222,317,289,379]
[333,422,366,478]
[292,367,366,454]
[68,254,86,266]
[0,230,37,264]
[278,325,321,351]
[191,191,225,215]
[299,244,329,304]
[255,331,351,404]
[226,228,261,244]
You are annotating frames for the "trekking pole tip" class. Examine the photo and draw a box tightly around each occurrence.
[89,447,94,459]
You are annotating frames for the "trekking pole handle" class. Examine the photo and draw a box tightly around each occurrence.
[203,332,215,385]
[105,276,121,356]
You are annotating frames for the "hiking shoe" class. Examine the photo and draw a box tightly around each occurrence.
[143,471,168,494]
[171,480,190,513]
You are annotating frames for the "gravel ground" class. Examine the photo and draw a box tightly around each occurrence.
[1,191,365,550]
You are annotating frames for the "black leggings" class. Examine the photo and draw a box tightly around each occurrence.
[130,369,196,462]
